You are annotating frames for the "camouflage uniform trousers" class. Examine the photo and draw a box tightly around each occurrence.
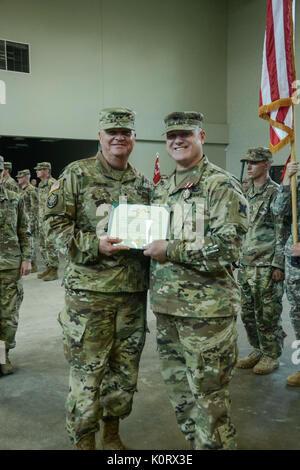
[238,266,285,358]
[59,288,147,444]
[155,313,238,450]
[38,225,59,268]
[285,247,300,340]
[0,269,23,350]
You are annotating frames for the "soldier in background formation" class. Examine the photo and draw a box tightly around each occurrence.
[237,148,286,375]
[34,162,59,281]
[2,160,19,193]
[16,169,39,273]
[272,160,300,386]
[144,111,249,450]
[45,108,152,450]
[0,156,32,376]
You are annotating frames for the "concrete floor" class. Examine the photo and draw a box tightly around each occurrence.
[0,262,300,450]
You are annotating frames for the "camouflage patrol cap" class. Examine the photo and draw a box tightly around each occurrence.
[163,111,204,134]
[4,161,12,170]
[241,147,273,163]
[34,162,51,170]
[99,107,136,131]
[16,169,30,178]
[0,155,4,171]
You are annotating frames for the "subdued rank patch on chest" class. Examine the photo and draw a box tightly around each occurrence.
[47,193,59,209]
[239,201,247,216]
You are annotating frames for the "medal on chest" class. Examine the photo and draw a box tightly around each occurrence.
[182,182,193,200]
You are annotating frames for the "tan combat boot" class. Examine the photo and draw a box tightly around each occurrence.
[43,268,58,281]
[75,433,96,450]
[31,262,38,273]
[1,350,14,376]
[253,355,279,375]
[286,371,300,386]
[37,268,50,279]
[236,349,262,369]
[99,418,130,450]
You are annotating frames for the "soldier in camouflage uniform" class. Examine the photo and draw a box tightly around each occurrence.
[144,112,249,450]
[0,156,32,376]
[44,108,152,450]
[2,160,19,193]
[16,169,39,273]
[272,160,300,386]
[237,148,286,375]
[35,162,59,281]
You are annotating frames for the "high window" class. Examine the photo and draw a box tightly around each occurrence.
[0,39,30,73]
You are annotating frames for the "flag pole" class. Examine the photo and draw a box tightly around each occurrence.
[291,129,298,244]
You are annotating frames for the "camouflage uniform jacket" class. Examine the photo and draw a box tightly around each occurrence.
[38,176,57,225]
[20,183,39,237]
[150,155,249,318]
[44,152,152,293]
[0,185,32,270]
[3,174,19,193]
[271,182,300,253]
[239,177,286,269]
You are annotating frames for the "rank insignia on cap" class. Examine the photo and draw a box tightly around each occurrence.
[49,181,60,193]
[47,193,59,209]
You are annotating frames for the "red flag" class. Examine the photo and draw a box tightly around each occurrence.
[258,0,296,153]
[280,154,291,179]
[153,153,161,184]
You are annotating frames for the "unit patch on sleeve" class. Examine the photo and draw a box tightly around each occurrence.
[47,192,59,209]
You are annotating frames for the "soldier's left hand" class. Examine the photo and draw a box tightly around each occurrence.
[291,242,300,257]
[272,268,284,282]
[143,240,168,263]
[20,261,32,276]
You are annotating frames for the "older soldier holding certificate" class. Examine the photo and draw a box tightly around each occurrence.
[144,111,249,450]
[45,108,152,450]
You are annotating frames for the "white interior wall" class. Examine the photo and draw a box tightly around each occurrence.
[0,0,228,178]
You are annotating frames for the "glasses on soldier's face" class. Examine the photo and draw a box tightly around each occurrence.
[105,129,133,138]
[166,131,194,140]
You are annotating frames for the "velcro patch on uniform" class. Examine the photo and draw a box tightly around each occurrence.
[49,181,60,193]
[47,193,59,209]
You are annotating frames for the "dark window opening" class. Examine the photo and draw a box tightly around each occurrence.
[0,39,30,73]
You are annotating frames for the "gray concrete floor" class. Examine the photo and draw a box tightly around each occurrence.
[0,262,299,450]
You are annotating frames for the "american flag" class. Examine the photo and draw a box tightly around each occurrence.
[258,0,296,153]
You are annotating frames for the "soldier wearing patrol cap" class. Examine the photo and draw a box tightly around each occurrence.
[237,147,287,374]
[2,160,19,193]
[34,162,59,281]
[272,160,300,386]
[17,169,39,273]
[44,108,152,450]
[144,111,249,450]
[0,156,32,376]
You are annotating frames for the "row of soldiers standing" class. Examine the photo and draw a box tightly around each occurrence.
[236,148,300,387]
[0,157,60,375]
[1,159,59,280]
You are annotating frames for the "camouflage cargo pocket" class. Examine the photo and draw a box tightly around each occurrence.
[57,307,88,365]
[193,319,238,394]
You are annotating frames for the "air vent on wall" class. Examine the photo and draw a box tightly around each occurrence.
[0,39,30,73]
